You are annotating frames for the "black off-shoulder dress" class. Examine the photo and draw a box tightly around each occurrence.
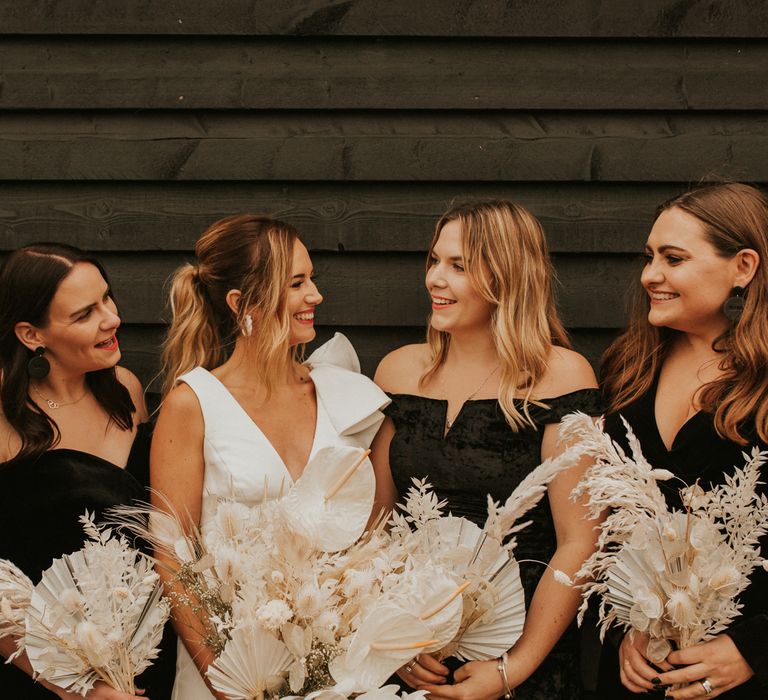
[0,423,176,699]
[386,389,604,700]
[598,376,768,699]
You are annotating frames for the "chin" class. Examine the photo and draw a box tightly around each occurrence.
[290,329,317,345]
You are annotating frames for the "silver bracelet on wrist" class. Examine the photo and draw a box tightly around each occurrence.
[496,652,514,699]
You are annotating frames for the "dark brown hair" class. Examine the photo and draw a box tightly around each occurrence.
[0,244,135,464]
[602,182,768,444]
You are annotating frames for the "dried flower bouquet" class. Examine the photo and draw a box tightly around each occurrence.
[114,440,585,700]
[0,511,170,696]
[562,412,768,663]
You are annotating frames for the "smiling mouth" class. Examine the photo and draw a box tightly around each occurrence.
[294,311,315,324]
[431,297,456,308]
[649,292,679,302]
[95,335,118,349]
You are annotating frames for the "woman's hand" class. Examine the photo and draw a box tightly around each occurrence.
[655,635,754,699]
[419,658,506,700]
[618,631,673,693]
[397,653,449,689]
[55,682,147,699]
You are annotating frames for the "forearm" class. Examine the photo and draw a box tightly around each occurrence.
[507,540,591,685]
[0,635,63,697]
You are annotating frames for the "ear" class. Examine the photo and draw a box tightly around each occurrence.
[225,289,242,316]
[14,322,45,352]
[734,248,760,288]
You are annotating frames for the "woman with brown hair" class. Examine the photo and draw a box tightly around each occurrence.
[371,200,602,699]
[0,244,173,699]
[599,182,768,699]
[152,215,390,699]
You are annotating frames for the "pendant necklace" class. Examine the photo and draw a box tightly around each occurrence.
[31,383,89,410]
[442,364,500,430]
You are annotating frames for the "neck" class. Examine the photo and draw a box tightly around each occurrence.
[444,327,498,367]
[223,339,302,389]
[672,325,727,359]
[32,371,88,402]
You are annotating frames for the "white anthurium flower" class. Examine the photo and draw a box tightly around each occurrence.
[280,446,375,553]
[207,625,293,700]
[282,690,348,700]
[357,686,430,700]
[330,604,437,694]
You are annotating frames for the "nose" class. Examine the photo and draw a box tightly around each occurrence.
[641,256,664,287]
[425,263,446,289]
[101,302,121,330]
[305,279,323,305]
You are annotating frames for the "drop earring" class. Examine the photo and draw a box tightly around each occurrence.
[722,286,745,323]
[27,346,50,379]
[242,314,253,337]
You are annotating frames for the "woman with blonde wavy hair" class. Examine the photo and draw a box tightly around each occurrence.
[371,200,602,699]
[599,183,768,700]
[152,214,390,699]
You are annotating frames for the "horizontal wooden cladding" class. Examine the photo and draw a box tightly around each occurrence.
[2,113,768,182]
[96,251,637,329]
[1,38,767,110]
[121,324,619,387]
[0,182,686,254]
[2,1,767,37]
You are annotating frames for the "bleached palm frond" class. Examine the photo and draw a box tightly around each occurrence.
[0,559,34,660]
[207,625,293,700]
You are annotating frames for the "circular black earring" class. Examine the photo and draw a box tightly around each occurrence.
[27,346,50,379]
[722,286,745,323]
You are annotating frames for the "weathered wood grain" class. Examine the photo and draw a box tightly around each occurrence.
[1,1,766,37]
[1,113,766,181]
[120,323,619,387]
[96,251,637,328]
[0,181,687,253]
[1,38,766,110]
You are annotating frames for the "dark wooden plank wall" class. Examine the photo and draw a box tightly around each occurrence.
[1,1,768,386]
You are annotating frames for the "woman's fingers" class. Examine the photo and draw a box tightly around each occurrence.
[400,653,449,686]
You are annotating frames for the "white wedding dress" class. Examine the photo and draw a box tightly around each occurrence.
[170,333,390,699]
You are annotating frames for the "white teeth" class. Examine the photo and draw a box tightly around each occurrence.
[651,293,678,301]
[432,298,456,305]
[294,313,314,321]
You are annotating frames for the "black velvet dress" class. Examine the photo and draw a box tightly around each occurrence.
[0,423,176,699]
[386,389,604,700]
[597,376,768,699]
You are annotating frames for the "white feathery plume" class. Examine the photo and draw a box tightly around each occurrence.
[0,559,34,661]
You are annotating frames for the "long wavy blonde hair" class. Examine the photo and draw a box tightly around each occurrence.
[420,200,570,431]
[160,214,299,396]
[602,182,768,444]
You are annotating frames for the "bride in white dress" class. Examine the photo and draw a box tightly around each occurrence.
[150,215,393,700]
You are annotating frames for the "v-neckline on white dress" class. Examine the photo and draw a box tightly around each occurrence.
[203,369,321,485]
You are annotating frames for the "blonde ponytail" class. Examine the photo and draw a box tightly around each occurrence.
[160,264,225,396]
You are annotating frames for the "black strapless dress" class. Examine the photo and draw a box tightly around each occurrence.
[597,377,768,699]
[0,423,176,699]
[386,389,604,700]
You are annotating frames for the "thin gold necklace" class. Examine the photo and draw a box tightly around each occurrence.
[442,364,500,430]
[31,383,89,410]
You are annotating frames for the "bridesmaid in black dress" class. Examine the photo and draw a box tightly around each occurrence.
[0,244,174,699]
[370,201,603,700]
[599,183,768,699]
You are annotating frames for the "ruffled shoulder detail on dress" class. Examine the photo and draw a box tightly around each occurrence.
[305,333,391,447]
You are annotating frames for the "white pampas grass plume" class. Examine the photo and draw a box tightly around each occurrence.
[553,570,573,586]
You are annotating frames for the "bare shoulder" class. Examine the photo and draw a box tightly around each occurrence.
[157,381,203,424]
[535,345,598,398]
[115,366,148,421]
[0,409,21,463]
[374,343,431,394]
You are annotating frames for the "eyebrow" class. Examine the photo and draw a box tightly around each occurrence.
[431,252,464,261]
[291,271,313,279]
[645,244,689,254]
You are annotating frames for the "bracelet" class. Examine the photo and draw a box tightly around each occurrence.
[496,652,514,699]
